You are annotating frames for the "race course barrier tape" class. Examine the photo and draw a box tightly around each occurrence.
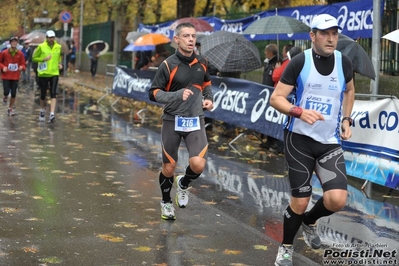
[112,66,399,191]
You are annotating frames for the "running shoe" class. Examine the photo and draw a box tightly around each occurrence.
[302,222,321,249]
[275,244,293,266]
[175,175,189,208]
[7,108,14,116]
[39,110,45,122]
[160,201,176,220]
[2,97,7,106]
[48,114,55,123]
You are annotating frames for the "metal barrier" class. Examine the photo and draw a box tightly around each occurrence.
[355,93,397,100]
[73,64,117,104]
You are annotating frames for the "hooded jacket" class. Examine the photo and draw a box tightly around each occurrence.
[0,48,26,80]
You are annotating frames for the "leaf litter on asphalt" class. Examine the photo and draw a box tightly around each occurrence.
[38,256,62,263]
[96,233,124,242]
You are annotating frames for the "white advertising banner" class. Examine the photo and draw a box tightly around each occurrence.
[344,98,399,190]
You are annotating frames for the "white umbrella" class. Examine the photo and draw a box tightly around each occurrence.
[85,40,109,56]
[382,29,399,43]
[126,31,146,44]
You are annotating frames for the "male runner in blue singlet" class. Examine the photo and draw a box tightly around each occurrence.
[270,14,355,266]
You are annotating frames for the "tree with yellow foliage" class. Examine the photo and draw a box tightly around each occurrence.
[1,0,328,40]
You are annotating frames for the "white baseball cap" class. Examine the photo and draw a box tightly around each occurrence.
[311,14,342,30]
[46,30,56,37]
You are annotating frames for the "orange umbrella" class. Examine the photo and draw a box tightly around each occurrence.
[133,33,171,47]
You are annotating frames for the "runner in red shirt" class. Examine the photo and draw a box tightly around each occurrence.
[0,36,25,116]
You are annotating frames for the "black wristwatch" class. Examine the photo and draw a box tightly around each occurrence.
[341,117,353,126]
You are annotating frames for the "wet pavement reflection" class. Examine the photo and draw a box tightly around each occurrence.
[0,80,397,265]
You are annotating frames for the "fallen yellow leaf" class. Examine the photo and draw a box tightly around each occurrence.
[132,246,151,252]
[51,170,67,174]
[114,222,138,228]
[223,249,242,255]
[64,161,78,165]
[22,247,38,253]
[91,152,111,156]
[25,217,44,221]
[253,245,269,250]
[96,233,124,242]
[136,228,152,232]
[1,190,23,195]
[61,175,75,179]
[2,207,19,213]
[227,196,240,200]
[193,234,208,239]
[38,256,62,263]
[101,193,115,197]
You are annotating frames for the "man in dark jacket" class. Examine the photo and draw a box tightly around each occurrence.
[21,40,33,83]
[262,43,278,86]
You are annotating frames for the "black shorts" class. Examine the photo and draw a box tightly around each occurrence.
[284,130,348,198]
[38,76,59,99]
[2,80,18,98]
[161,118,208,164]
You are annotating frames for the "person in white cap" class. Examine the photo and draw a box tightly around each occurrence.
[32,30,63,123]
[270,14,355,266]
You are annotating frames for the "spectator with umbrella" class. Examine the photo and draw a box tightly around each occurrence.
[89,44,100,78]
[259,43,281,151]
[272,44,294,87]
[86,41,109,78]
[200,30,262,136]
[262,43,279,86]
[135,51,152,70]
[149,44,171,68]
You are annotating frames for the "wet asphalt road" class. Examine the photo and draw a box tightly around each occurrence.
[0,76,397,266]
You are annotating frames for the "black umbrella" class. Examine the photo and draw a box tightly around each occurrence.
[200,31,262,73]
[85,40,109,56]
[337,33,375,80]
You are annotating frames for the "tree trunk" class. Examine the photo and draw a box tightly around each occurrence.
[137,0,146,27]
[177,0,195,18]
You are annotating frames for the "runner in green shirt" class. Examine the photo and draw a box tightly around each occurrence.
[32,30,63,123]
